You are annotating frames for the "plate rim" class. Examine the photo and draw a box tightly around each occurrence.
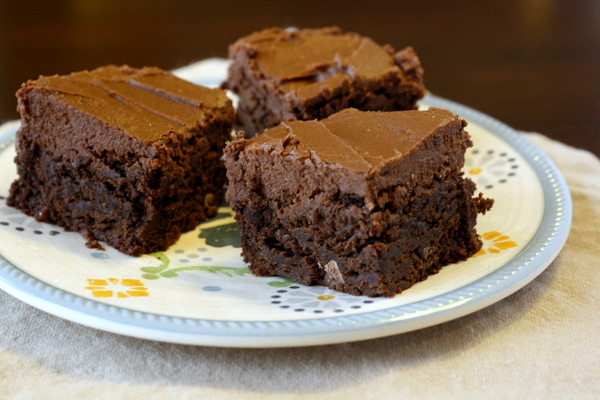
[0,93,572,348]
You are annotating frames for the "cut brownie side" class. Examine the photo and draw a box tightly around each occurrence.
[7,65,234,256]
[225,108,493,297]
[223,27,426,136]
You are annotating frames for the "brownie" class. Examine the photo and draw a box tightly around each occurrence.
[224,108,493,297]
[222,27,426,136]
[7,65,234,256]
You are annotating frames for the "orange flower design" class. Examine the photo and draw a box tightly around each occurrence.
[85,278,149,298]
[473,231,518,257]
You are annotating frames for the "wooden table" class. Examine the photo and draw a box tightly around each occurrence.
[1,0,598,156]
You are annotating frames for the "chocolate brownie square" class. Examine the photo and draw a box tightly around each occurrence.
[222,27,426,136]
[224,108,493,297]
[7,65,234,256]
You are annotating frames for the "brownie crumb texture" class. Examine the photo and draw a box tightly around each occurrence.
[225,108,493,297]
[223,26,426,136]
[7,65,234,256]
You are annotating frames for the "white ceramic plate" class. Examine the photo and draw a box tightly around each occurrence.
[0,60,571,347]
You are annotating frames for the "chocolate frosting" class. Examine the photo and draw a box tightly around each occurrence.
[28,65,230,142]
[251,108,459,173]
[236,27,423,101]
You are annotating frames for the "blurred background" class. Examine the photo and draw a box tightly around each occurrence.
[1,0,599,156]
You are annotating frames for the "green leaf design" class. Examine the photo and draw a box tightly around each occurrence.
[140,266,166,274]
[198,222,241,248]
[159,270,181,278]
[140,252,253,280]
[267,279,295,287]
[139,247,254,285]
[140,252,170,274]
[232,267,252,276]
[153,252,170,266]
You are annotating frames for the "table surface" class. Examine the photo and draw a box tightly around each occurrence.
[1,0,599,157]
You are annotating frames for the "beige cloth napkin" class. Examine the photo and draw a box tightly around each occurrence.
[1,132,598,400]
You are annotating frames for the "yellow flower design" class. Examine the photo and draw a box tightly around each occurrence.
[316,295,335,301]
[464,148,519,189]
[85,278,149,298]
[473,231,518,257]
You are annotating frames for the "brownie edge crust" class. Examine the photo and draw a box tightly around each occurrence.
[224,108,493,297]
[7,65,234,256]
